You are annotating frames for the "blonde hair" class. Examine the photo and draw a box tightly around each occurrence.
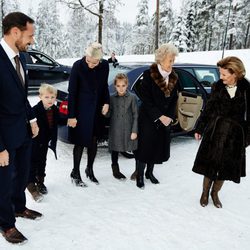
[155,43,179,64]
[39,83,57,96]
[217,56,246,80]
[114,73,128,86]
[85,42,103,60]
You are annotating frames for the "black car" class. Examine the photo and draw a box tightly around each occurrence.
[21,49,71,94]
[55,62,219,155]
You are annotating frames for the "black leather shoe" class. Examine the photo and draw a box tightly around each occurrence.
[85,167,99,184]
[15,208,43,220]
[70,171,87,187]
[145,172,159,184]
[2,227,27,244]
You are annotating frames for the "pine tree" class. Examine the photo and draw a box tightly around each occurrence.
[35,1,67,58]
[132,0,153,54]
[159,0,174,44]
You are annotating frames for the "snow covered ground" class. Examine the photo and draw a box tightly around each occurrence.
[0,97,250,250]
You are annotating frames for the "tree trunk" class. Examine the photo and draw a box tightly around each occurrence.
[98,0,103,44]
[155,0,159,50]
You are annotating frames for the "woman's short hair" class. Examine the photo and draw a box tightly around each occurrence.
[155,43,179,64]
[114,73,128,86]
[39,83,57,96]
[217,56,246,80]
[85,42,103,60]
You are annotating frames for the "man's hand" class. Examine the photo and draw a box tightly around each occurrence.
[67,118,77,128]
[30,121,39,138]
[0,150,9,167]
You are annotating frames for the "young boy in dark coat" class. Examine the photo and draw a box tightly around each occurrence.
[27,83,58,201]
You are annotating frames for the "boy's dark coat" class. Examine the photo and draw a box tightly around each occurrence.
[32,101,59,159]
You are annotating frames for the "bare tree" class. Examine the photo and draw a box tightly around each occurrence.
[57,0,121,44]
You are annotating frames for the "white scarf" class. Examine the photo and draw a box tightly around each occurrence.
[157,64,171,85]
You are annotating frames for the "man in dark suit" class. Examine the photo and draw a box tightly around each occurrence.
[0,12,42,244]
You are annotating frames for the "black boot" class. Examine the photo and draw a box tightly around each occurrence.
[136,161,145,189]
[200,176,212,207]
[85,166,99,184]
[71,145,87,187]
[111,164,126,180]
[211,180,224,208]
[70,170,87,187]
[145,164,159,184]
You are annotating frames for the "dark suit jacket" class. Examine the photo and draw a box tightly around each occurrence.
[0,45,34,151]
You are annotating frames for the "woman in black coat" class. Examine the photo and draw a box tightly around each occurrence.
[193,56,250,208]
[134,43,179,189]
[67,42,110,186]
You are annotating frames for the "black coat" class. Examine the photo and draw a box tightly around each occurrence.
[192,78,250,183]
[32,101,59,159]
[67,57,110,146]
[135,64,178,164]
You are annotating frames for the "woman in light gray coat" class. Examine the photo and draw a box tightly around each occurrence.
[105,73,138,179]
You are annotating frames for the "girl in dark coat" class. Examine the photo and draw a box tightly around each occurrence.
[67,42,110,186]
[134,43,179,189]
[193,56,250,208]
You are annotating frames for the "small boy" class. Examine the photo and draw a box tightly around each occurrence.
[27,83,59,202]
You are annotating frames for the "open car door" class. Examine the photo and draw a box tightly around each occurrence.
[177,91,203,132]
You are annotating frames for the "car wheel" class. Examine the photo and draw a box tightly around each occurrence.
[121,151,134,159]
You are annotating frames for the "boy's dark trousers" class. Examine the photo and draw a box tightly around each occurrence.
[29,142,49,183]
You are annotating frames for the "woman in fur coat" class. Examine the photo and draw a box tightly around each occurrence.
[193,56,250,208]
[134,43,179,189]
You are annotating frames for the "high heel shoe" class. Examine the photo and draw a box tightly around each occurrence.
[85,167,99,184]
[70,170,87,187]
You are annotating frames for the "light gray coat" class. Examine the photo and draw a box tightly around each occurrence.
[107,91,138,152]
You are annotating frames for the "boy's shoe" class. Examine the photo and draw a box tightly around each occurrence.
[2,227,28,244]
[15,208,43,220]
[37,182,48,195]
[27,183,43,202]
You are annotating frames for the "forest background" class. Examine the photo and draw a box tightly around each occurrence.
[0,0,249,59]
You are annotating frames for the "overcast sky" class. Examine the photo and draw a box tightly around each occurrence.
[116,0,183,23]
[19,0,183,24]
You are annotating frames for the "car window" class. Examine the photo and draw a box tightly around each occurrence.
[28,52,55,66]
[108,64,131,85]
[182,67,219,89]
[175,69,203,94]
[194,68,219,84]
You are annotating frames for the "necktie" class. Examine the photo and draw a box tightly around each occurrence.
[14,55,25,87]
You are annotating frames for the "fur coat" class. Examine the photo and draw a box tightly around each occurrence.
[192,78,250,183]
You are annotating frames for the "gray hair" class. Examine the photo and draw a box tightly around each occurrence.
[155,43,179,64]
[85,42,103,60]
[39,83,57,96]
